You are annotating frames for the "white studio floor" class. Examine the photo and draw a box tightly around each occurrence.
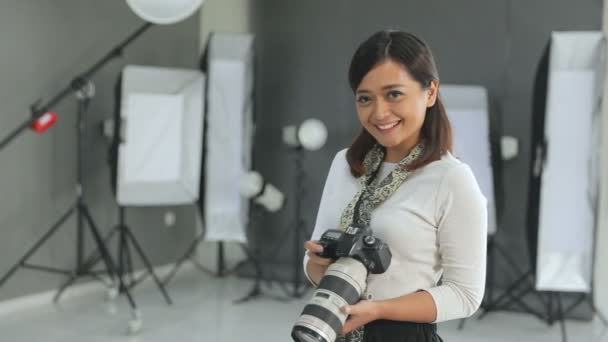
[0,267,606,342]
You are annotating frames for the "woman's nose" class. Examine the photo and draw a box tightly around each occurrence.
[372,99,391,120]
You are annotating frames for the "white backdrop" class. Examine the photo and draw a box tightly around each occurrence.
[535,31,603,292]
[441,85,497,236]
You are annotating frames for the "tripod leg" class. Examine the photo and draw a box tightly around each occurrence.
[494,243,527,278]
[500,285,546,322]
[124,227,172,305]
[234,243,262,304]
[556,293,567,342]
[483,237,495,309]
[53,273,79,303]
[478,270,530,319]
[125,234,137,287]
[118,224,126,291]
[588,297,608,326]
[562,293,586,318]
[597,309,608,327]
[547,292,555,326]
[457,318,466,331]
[0,205,75,287]
[163,231,207,285]
[81,207,137,311]
[77,227,119,275]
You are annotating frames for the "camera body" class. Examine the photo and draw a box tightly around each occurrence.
[317,225,392,274]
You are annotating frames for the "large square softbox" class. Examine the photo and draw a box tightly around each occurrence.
[534,32,603,292]
[441,85,497,236]
[203,33,255,243]
[116,65,205,206]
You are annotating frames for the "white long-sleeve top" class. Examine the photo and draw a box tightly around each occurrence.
[303,149,487,323]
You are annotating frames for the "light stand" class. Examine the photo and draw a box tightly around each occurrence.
[457,234,539,330]
[234,173,290,303]
[163,173,288,301]
[161,206,217,286]
[71,205,173,304]
[233,202,291,304]
[0,23,154,333]
[289,147,311,298]
[281,118,328,298]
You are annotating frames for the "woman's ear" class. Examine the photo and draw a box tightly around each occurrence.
[426,80,439,107]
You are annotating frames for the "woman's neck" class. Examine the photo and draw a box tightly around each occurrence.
[384,139,420,163]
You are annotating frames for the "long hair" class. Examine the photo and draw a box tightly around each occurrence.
[346,30,452,177]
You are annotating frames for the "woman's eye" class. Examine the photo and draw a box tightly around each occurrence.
[357,95,371,104]
[387,90,403,100]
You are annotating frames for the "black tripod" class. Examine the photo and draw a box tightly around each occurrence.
[66,206,173,303]
[477,232,608,342]
[0,86,137,317]
[161,205,226,286]
[0,22,156,333]
[160,206,274,296]
[457,234,537,330]
[233,203,292,304]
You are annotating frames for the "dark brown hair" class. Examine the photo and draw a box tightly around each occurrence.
[346,30,452,177]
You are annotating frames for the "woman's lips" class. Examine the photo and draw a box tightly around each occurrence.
[375,120,401,132]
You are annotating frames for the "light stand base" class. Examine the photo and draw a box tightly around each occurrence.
[78,207,173,305]
[233,244,293,304]
[459,235,545,330]
[0,202,117,303]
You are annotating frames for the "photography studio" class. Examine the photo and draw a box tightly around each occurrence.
[1,1,608,341]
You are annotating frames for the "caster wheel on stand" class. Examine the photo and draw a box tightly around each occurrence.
[127,309,143,334]
[106,286,119,301]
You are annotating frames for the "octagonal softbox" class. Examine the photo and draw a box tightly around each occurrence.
[115,65,205,206]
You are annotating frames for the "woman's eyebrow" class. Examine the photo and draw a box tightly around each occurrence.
[356,84,406,94]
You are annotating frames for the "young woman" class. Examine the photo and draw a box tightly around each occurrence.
[303,30,488,342]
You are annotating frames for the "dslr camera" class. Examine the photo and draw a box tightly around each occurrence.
[291,225,392,342]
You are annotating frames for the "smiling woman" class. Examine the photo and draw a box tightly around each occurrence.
[354,60,437,163]
[301,30,487,342]
[346,31,452,176]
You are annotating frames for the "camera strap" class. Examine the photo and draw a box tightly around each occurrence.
[340,143,425,230]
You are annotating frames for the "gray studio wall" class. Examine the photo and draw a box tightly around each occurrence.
[0,1,200,302]
[249,0,602,291]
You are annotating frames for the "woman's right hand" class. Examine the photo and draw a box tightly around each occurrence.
[305,240,334,266]
[305,240,335,286]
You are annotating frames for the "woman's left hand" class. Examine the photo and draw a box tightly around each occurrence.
[341,300,381,335]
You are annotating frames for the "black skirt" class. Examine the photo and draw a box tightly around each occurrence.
[362,320,443,342]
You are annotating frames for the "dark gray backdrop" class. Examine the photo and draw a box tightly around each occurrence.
[247,0,602,310]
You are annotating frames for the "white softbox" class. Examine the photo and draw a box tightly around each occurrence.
[535,31,603,292]
[203,33,255,243]
[441,85,497,236]
[116,65,205,206]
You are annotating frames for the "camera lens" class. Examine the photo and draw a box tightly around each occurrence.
[291,258,367,342]
[292,327,326,342]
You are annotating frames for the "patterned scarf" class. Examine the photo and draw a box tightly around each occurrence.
[336,142,424,342]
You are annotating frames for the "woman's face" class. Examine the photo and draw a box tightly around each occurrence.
[355,59,437,162]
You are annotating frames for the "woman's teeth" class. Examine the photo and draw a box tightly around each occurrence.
[376,121,400,131]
